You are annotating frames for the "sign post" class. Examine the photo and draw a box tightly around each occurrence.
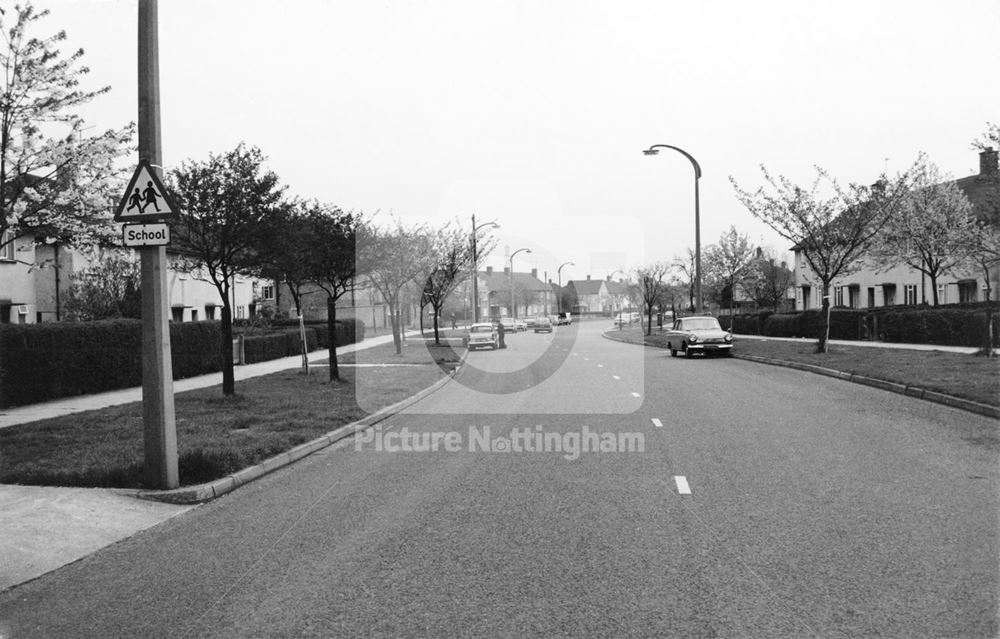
[132,0,177,489]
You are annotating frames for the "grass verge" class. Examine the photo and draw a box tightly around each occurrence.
[0,338,461,489]
[608,327,1000,407]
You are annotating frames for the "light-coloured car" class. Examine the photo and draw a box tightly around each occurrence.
[466,323,499,350]
[663,316,733,357]
[533,316,553,333]
[499,317,516,333]
[613,312,640,326]
[514,318,527,332]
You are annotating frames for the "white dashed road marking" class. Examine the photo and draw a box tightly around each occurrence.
[674,476,691,495]
[612,375,620,380]
[651,418,663,428]
[631,392,641,398]
[597,364,603,368]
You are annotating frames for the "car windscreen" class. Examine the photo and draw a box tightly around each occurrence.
[682,318,722,331]
[471,326,493,333]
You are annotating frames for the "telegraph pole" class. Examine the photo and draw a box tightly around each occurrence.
[138,0,177,489]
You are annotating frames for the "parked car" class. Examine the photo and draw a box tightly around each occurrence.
[663,316,733,357]
[465,322,499,350]
[613,312,640,326]
[514,318,527,332]
[533,316,553,333]
[499,317,517,333]
[556,312,572,325]
[524,317,538,329]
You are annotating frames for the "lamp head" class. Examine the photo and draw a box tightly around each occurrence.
[643,149,659,156]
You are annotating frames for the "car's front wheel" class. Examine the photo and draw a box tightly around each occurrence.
[669,342,677,357]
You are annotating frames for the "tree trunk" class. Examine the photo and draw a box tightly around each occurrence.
[646,306,653,336]
[432,304,441,345]
[327,296,340,381]
[929,272,940,306]
[221,303,235,395]
[390,302,402,355]
[816,283,831,354]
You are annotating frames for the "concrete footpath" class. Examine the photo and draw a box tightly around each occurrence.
[0,330,419,593]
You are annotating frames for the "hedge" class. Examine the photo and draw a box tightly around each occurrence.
[0,317,366,408]
[717,305,999,347]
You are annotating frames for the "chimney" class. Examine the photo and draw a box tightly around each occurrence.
[586,274,591,280]
[980,147,998,177]
[755,247,763,258]
[531,268,537,279]
[486,266,493,276]
[504,266,510,275]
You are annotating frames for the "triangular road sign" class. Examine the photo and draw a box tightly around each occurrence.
[114,159,179,222]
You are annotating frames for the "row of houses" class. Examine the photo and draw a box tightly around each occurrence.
[793,148,1000,311]
[4,148,995,326]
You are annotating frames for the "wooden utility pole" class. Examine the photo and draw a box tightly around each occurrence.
[138,0,178,489]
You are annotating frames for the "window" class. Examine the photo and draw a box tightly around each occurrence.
[171,307,184,322]
[235,305,245,319]
[834,286,844,307]
[191,309,198,322]
[904,284,918,306]
[0,230,14,261]
[261,284,275,301]
[882,284,896,306]
[206,306,216,320]
[867,287,876,308]
[936,284,946,305]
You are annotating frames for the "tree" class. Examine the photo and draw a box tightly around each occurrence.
[168,144,286,395]
[731,164,910,353]
[705,226,756,317]
[306,204,360,381]
[671,248,697,311]
[62,248,141,320]
[633,262,670,336]
[359,219,434,355]
[872,156,978,306]
[420,223,473,345]
[1,5,134,256]
[742,248,794,312]
[257,200,318,318]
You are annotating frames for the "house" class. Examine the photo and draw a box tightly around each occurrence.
[477,266,553,319]
[0,231,269,324]
[793,148,1000,310]
[567,276,610,314]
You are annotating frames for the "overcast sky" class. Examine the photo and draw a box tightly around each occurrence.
[30,0,1000,283]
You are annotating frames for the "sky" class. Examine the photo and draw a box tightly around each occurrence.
[26,0,1000,285]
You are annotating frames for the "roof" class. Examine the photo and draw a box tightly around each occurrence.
[567,279,606,295]
[479,270,550,292]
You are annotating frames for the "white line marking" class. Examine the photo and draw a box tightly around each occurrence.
[651,418,663,428]
[674,476,691,495]
[597,364,603,368]
[612,375,620,380]
[631,392,641,398]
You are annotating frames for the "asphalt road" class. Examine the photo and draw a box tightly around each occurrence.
[1,322,996,638]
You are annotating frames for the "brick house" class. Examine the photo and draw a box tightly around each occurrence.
[794,148,1000,310]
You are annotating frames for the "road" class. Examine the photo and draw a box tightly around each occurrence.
[1,321,996,638]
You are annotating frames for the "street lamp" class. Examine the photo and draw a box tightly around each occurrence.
[644,144,702,313]
[470,214,499,323]
[510,247,531,318]
[608,269,627,318]
[557,261,574,314]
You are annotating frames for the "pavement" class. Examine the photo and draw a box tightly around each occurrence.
[0,328,416,593]
[0,327,990,593]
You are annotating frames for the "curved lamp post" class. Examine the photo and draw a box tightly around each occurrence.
[470,214,499,323]
[510,247,532,318]
[644,144,702,313]
[557,261,574,314]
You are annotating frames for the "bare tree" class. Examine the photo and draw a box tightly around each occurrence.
[633,262,671,336]
[420,223,474,345]
[970,123,1000,355]
[671,248,697,311]
[359,219,434,355]
[731,164,910,353]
